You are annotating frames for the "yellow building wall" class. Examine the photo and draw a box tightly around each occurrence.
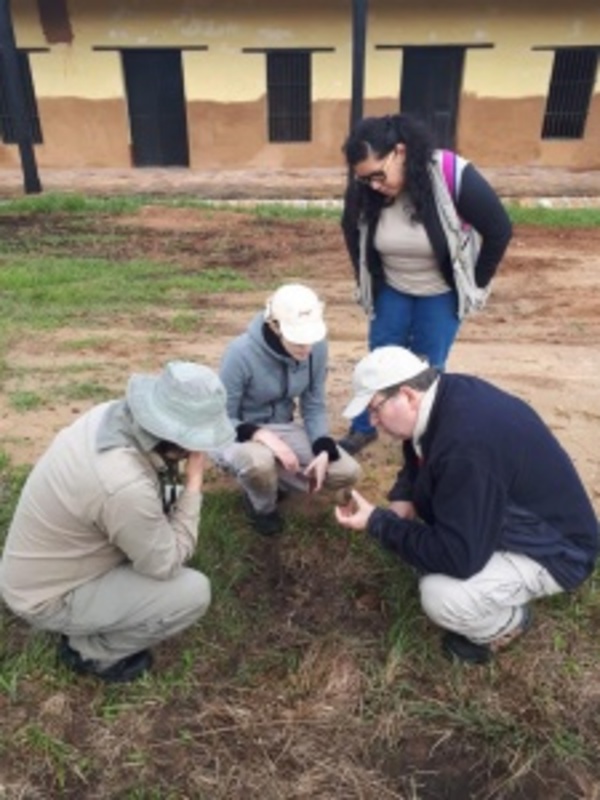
[367,0,600,168]
[5,0,600,169]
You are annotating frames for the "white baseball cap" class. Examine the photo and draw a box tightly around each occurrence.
[343,346,430,419]
[265,284,327,345]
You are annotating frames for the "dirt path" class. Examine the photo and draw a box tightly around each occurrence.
[1,165,600,200]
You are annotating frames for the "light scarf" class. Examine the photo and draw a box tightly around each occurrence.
[428,153,489,320]
[355,216,374,318]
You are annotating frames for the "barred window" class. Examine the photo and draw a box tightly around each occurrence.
[0,52,43,145]
[542,49,598,139]
[267,51,311,142]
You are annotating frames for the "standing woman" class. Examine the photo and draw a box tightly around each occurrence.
[338,114,512,455]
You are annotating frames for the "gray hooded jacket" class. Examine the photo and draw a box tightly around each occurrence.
[219,312,330,444]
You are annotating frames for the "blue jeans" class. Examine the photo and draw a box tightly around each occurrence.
[352,284,461,434]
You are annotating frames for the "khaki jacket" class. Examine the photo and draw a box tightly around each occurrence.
[0,402,201,616]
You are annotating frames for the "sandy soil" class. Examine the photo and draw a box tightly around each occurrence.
[1,207,599,515]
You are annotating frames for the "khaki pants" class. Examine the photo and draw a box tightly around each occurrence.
[419,551,562,643]
[213,422,361,513]
[20,564,211,666]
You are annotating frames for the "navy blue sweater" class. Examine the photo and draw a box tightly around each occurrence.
[368,375,598,590]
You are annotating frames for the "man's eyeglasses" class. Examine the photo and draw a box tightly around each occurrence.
[355,149,396,186]
[367,392,394,419]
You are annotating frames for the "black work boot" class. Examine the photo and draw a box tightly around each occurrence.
[57,635,153,683]
[441,632,493,665]
[242,493,284,536]
[442,606,533,665]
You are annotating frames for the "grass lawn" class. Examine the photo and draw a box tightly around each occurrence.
[0,196,599,800]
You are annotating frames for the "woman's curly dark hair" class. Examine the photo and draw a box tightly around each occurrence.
[343,114,434,223]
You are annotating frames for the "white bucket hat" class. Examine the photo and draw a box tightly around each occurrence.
[343,346,430,419]
[127,361,234,451]
[265,283,327,345]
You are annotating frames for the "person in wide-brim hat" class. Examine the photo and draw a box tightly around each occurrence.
[126,360,234,452]
[1,360,233,685]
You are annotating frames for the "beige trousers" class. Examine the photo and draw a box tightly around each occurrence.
[20,564,211,666]
[419,551,562,643]
[213,422,361,513]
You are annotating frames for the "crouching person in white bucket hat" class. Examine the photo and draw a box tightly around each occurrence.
[0,361,234,683]
[213,283,361,536]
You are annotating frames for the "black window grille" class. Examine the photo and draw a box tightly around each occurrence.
[542,49,597,139]
[0,51,43,144]
[267,51,311,142]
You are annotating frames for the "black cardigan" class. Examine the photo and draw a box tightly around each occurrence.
[341,157,513,297]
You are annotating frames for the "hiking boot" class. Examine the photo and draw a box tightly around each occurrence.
[338,429,378,455]
[242,493,284,536]
[442,606,533,665]
[57,635,153,684]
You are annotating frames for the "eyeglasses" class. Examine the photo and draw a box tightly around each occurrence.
[355,150,396,186]
[367,392,394,419]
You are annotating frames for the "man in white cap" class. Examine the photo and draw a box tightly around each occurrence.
[0,361,234,683]
[215,283,361,536]
[336,346,598,664]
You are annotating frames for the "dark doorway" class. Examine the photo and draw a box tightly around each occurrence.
[266,51,311,142]
[122,49,189,167]
[400,46,464,149]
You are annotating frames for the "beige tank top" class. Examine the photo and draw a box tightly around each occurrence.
[374,193,450,296]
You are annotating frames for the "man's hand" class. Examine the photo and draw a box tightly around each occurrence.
[185,452,204,494]
[389,500,417,520]
[304,451,329,493]
[335,489,375,531]
[252,429,300,473]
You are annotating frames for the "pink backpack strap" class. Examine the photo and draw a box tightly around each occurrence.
[441,149,470,230]
[441,149,456,201]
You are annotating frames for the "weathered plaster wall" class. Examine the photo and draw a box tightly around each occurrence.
[371,1,599,96]
[186,98,349,170]
[4,0,600,169]
[369,0,600,166]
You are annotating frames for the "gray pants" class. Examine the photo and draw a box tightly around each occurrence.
[21,564,211,667]
[212,422,362,513]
